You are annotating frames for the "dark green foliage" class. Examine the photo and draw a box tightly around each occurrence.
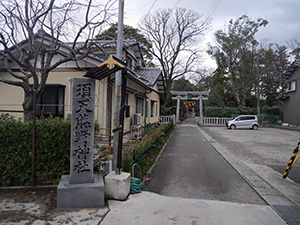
[0,114,32,186]
[0,114,71,186]
[205,106,282,118]
[207,15,290,109]
[97,23,154,67]
[206,84,225,107]
[172,77,194,91]
[261,106,283,116]
[34,117,71,185]
[205,107,256,117]
[122,122,174,178]
[160,104,171,116]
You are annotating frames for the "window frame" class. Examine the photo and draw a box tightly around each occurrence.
[150,100,155,117]
[287,80,296,92]
[36,84,65,118]
[135,96,144,116]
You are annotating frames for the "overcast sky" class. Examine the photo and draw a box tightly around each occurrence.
[121,0,300,67]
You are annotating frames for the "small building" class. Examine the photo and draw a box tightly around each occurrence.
[0,33,165,140]
[281,60,300,126]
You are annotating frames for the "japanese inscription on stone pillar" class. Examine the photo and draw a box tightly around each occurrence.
[70,78,95,184]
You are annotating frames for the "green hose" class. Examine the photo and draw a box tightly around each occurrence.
[130,163,142,194]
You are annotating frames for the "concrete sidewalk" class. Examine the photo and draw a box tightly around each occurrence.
[101,191,286,225]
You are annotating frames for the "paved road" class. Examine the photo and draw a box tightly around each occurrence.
[269,164,300,184]
[201,126,300,184]
[143,119,266,205]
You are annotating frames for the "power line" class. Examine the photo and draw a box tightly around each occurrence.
[205,0,221,21]
[171,0,180,10]
[146,0,157,16]
[146,0,181,17]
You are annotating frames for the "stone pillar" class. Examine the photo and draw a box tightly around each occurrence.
[176,97,180,122]
[70,78,95,184]
[57,78,104,208]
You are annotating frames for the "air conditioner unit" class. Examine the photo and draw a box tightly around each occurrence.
[133,113,142,125]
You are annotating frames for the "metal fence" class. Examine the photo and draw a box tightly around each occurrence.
[198,115,283,127]
[258,115,283,127]
[131,121,174,166]
[199,117,232,126]
[160,115,175,124]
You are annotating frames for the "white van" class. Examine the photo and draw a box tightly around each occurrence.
[226,115,259,130]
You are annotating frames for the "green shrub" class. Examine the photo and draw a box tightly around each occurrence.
[205,106,257,117]
[0,113,174,186]
[34,117,71,185]
[160,104,171,116]
[122,122,174,178]
[205,106,283,118]
[261,106,283,116]
[0,114,31,186]
[0,114,71,186]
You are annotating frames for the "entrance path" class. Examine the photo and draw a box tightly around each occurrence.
[143,119,266,205]
[101,119,289,225]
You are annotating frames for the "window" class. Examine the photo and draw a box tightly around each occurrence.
[151,100,155,117]
[126,55,133,69]
[145,99,148,118]
[135,96,144,115]
[125,94,130,118]
[36,84,65,118]
[151,100,157,117]
[288,80,296,92]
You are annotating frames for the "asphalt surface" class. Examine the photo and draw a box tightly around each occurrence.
[265,164,300,184]
[200,125,300,184]
[143,119,266,205]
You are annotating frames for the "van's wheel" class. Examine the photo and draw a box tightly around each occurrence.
[230,124,236,130]
[252,125,258,130]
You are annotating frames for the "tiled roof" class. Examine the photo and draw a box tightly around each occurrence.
[127,68,151,87]
[136,68,162,87]
[66,39,139,49]
[284,59,300,78]
[83,55,164,94]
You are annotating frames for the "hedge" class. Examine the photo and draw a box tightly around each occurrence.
[122,122,174,178]
[205,106,282,117]
[0,114,71,186]
[1,114,174,186]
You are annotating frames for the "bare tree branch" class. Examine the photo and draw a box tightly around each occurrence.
[139,7,211,103]
[0,0,116,114]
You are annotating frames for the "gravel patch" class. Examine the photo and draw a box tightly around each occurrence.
[201,127,300,165]
[0,190,109,224]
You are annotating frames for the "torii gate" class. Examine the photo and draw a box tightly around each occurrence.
[171,91,209,123]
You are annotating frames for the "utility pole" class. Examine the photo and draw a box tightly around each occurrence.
[113,0,124,174]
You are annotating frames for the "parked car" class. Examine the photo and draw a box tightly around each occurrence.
[226,115,259,130]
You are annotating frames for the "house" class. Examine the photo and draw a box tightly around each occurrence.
[0,34,165,140]
[281,59,300,126]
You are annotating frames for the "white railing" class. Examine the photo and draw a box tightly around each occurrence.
[160,114,176,124]
[198,117,232,126]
